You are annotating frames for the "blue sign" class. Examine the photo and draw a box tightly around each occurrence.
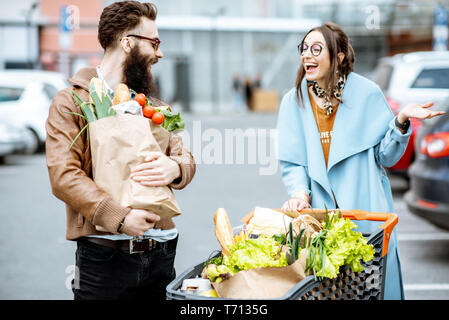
[59,5,73,50]
[434,5,449,51]
[60,5,72,33]
[435,4,448,25]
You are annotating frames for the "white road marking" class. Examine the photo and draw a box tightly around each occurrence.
[404,284,449,291]
[400,233,449,293]
[398,233,449,241]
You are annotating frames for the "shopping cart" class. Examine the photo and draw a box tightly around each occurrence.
[166,209,398,300]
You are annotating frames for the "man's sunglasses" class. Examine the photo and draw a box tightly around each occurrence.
[123,34,161,51]
[298,43,323,57]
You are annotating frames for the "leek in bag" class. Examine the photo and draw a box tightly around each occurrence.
[305,209,375,280]
[68,78,116,150]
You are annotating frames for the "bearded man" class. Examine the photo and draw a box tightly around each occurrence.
[45,1,195,300]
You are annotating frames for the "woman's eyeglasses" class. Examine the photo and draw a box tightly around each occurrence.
[298,43,323,57]
[123,34,161,51]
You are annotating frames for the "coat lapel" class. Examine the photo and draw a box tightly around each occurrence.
[326,95,352,173]
[326,72,393,173]
[327,73,357,173]
[300,80,333,196]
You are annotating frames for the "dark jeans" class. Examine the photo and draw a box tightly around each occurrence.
[72,236,177,300]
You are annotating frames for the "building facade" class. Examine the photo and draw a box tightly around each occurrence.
[0,0,445,111]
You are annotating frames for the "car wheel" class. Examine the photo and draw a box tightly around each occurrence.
[22,128,40,154]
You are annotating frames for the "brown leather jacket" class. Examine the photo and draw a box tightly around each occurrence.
[45,67,196,240]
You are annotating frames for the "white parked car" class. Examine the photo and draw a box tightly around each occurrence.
[0,120,29,163]
[371,51,449,113]
[0,70,69,154]
[370,51,449,179]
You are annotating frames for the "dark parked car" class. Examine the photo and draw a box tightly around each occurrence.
[404,99,449,230]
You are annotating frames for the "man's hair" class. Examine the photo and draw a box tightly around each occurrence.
[98,1,158,51]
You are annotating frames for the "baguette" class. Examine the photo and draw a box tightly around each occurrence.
[112,83,131,105]
[214,208,234,256]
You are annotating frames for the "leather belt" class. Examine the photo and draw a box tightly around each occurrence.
[83,236,176,254]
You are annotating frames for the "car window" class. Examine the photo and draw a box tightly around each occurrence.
[371,63,393,91]
[0,87,24,102]
[411,68,449,89]
[43,83,59,100]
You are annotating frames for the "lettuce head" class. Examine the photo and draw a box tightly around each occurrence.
[222,236,288,273]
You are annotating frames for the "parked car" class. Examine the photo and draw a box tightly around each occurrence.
[371,51,449,181]
[0,120,29,163]
[404,97,449,231]
[0,70,69,154]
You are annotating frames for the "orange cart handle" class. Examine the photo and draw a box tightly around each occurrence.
[301,209,397,257]
[240,208,398,257]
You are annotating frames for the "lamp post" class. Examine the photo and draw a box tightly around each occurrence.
[59,5,74,78]
[210,7,226,113]
[25,2,39,69]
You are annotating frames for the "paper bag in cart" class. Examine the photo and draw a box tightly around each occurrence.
[212,208,309,299]
[89,114,181,232]
[211,249,309,299]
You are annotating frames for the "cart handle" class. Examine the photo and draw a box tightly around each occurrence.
[240,208,398,257]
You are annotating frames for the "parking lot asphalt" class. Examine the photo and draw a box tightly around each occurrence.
[0,112,448,300]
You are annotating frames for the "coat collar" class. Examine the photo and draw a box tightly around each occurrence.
[68,67,97,91]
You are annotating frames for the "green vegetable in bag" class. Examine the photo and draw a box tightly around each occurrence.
[155,105,185,132]
[306,209,375,280]
[222,235,288,273]
[67,78,116,151]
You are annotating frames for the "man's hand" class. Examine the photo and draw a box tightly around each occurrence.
[121,208,160,237]
[130,152,181,187]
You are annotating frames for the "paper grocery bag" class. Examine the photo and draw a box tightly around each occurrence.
[212,249,309,299]
[89,114,181,233]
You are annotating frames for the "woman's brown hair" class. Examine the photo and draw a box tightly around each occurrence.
[295,22,355,105]
[98,1,158,51]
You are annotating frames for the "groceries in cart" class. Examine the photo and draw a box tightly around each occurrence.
[181,206,375,299]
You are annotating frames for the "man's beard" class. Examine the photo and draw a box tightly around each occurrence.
[122,45,158,97]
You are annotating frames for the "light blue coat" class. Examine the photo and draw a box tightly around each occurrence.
[276,72,411,300]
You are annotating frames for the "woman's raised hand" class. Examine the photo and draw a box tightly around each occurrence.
[398,102,446,124]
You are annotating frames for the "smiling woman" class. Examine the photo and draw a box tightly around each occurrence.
[276,22,445,300]
[295,23,354,111]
